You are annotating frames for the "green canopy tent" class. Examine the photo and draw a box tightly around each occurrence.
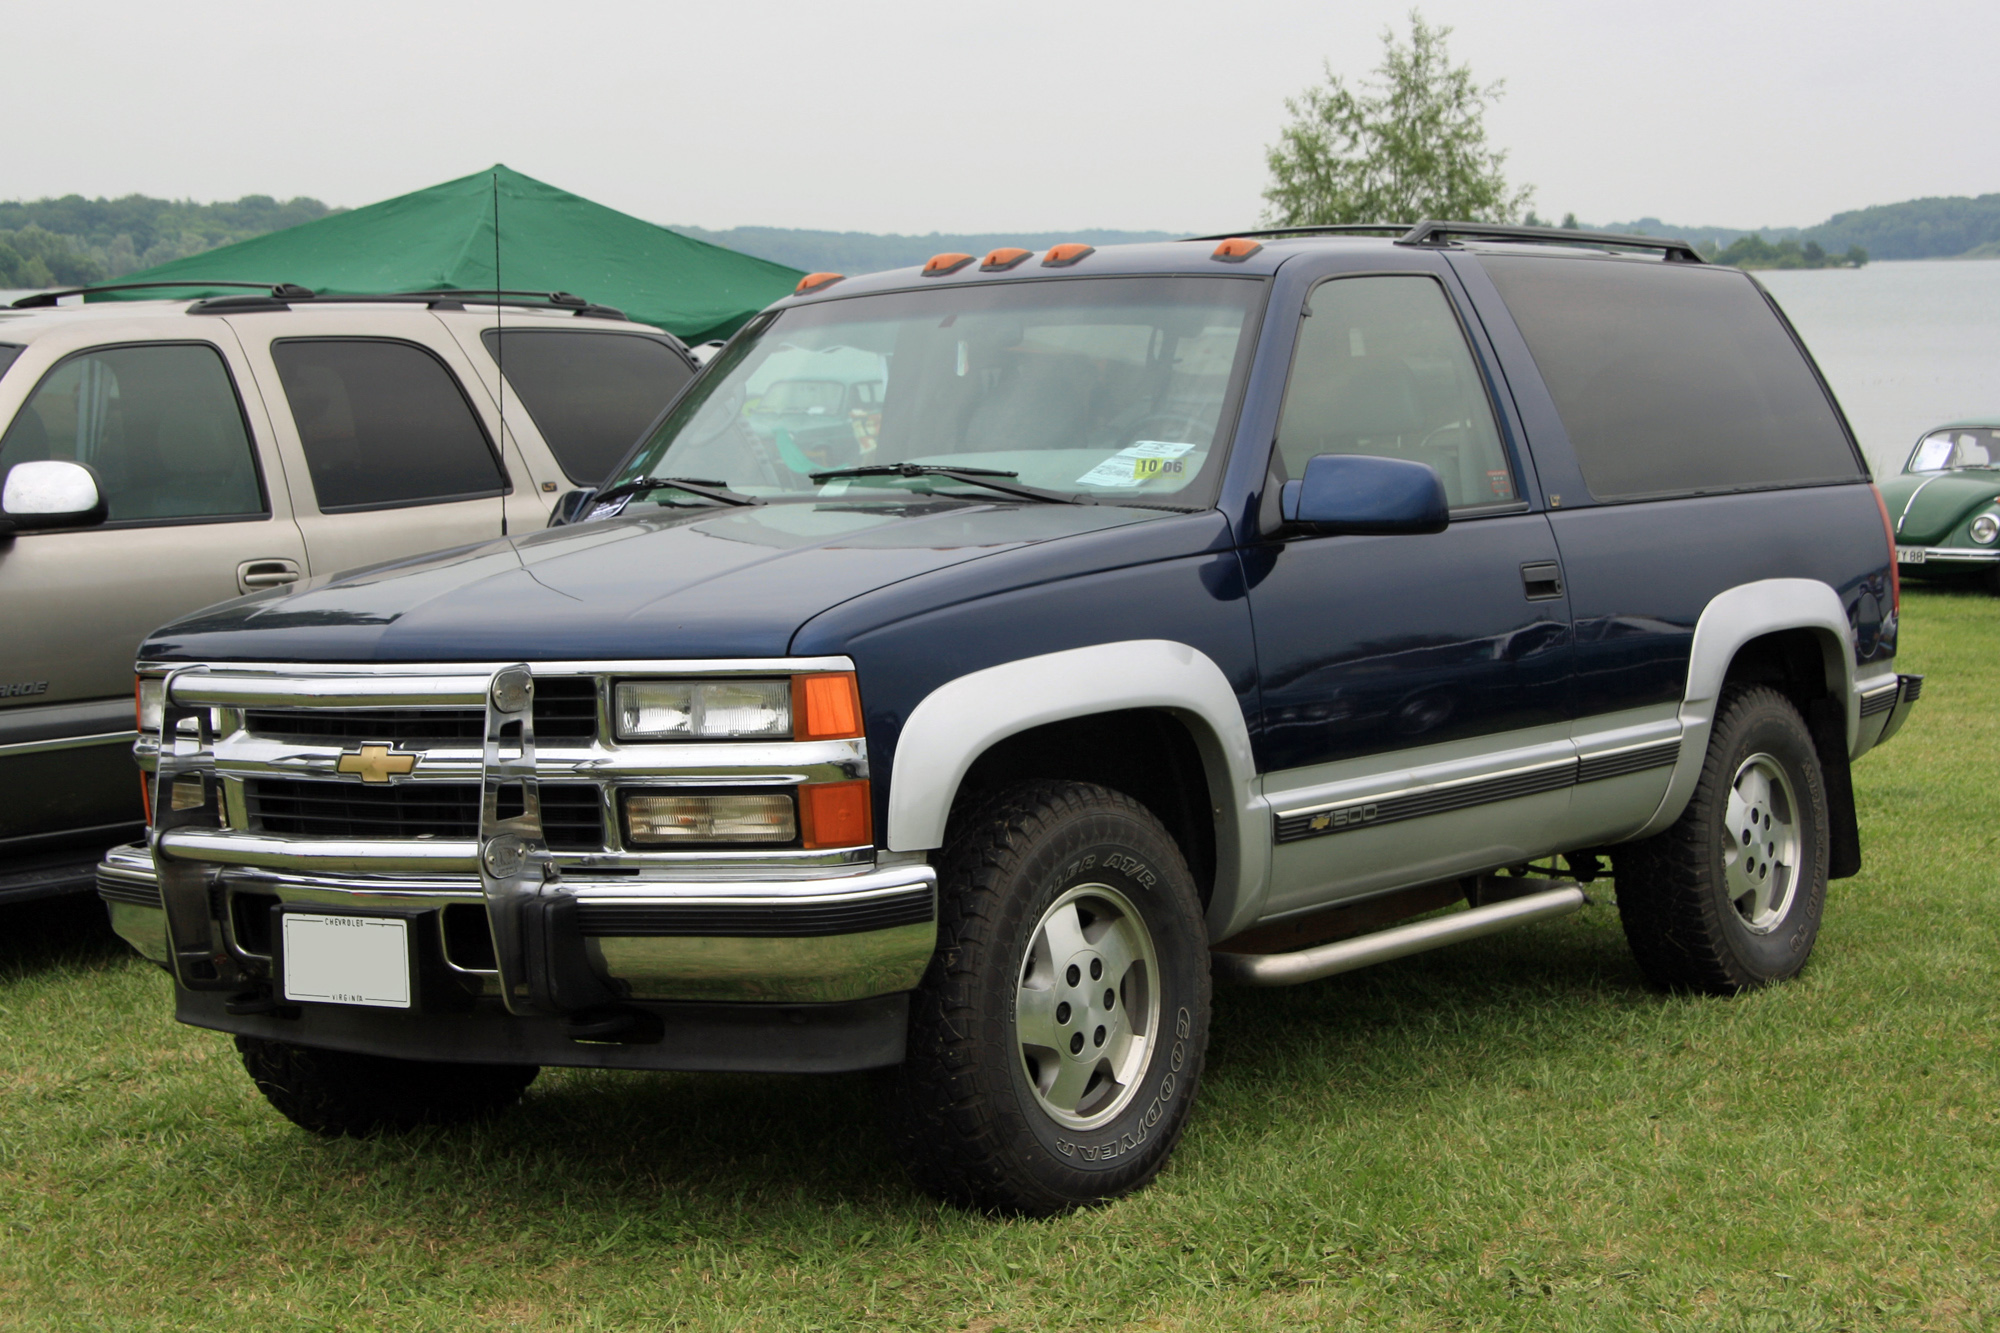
[98,165,803,344]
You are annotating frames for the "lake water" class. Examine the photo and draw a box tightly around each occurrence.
[10,260,1998,481]
[1755,259,2000,479]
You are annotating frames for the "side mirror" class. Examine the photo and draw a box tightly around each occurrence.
[1279,454,1448,535]
[548,488,595,527]
[0,460,107,534]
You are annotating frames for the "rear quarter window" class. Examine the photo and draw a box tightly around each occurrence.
[1480,255,1864,501]
[482,330,694,485]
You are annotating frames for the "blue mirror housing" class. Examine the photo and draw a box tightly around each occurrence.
[1279,454,1449,535]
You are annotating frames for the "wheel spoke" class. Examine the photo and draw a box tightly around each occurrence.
[1036,900,1091,965]
[1044,1055,1098,1113]
[1014,982,1064,1053]
[1092,914,1145,990]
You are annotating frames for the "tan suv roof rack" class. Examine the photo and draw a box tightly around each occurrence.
[10,282,628,320]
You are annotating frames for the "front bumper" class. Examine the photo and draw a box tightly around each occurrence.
[1895,544,2000,568]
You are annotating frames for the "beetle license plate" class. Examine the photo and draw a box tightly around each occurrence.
[280,913,412,1008]
[1896,546,1926,564]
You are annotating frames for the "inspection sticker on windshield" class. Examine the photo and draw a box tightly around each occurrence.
[1076,441,1196,488]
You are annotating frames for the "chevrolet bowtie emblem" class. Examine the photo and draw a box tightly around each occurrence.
[336,744,419,783]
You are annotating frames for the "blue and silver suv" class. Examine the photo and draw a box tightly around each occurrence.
[103,223,1918,1213]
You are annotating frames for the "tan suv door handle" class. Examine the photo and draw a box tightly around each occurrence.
[237,558,302,593]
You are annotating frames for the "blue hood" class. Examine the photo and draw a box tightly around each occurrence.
[142,501,1173,663]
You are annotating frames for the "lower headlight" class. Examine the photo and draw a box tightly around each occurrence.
[1970,512,1998,544]
[623,791,796,844]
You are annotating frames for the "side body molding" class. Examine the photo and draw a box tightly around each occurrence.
[1634,578,1858,839]
[885,639,1266,939]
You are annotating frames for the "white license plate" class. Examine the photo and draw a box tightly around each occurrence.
[281,913,412,1008]
[1896,546,1927,564]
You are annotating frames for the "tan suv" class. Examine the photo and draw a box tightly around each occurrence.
[0,283,697,902]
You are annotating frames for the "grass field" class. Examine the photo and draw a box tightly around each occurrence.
[3,588,1995,1331]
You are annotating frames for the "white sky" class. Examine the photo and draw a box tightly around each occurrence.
[5,0,1995,235]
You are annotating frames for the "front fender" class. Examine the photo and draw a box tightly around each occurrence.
[884,639,1267,939]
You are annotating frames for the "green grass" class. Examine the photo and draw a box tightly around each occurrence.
[4,588,1998,1331]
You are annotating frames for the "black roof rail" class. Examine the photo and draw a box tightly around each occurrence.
[1187,223,1412,242]
[183,288,628,321]
[1396,220,1705,263]
[9,280,314,309]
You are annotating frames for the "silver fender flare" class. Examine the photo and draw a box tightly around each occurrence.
[884,639,1266,939]
[1634,578,1857,839]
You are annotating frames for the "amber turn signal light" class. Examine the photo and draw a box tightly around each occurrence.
[800,779,872,849]
[1041,243,1094,267]
[980,247,1032,271]
[1211,237,1263,262]
[792,672,863,741]
[795,272,844,294]
[923,252,974,276]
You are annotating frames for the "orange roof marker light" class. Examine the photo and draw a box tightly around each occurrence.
[795,272,844,294]
[923,252,975,276]
[980,247,1032,272]
[1211,237,1264,263]
[1041,242,1095,268]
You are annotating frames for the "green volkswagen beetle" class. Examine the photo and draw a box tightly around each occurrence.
[1880,419,2000,592]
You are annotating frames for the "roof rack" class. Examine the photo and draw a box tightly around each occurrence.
[185,287,628,320]
[1188,224,1411,242]
[9,280,311,309]
[1187,220,1704,264]
[10,281,626,320]
[1397,220,1704,263]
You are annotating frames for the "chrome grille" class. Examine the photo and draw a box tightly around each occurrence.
[246,777,605,850]
[243,676,598,746]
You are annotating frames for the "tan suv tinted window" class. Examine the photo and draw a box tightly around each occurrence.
[1276,275,1516,508]
[272,339,505,512]
[0,342,264,523]
[482,330,693,485]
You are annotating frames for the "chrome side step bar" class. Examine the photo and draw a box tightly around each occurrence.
[1212,884,1586,987]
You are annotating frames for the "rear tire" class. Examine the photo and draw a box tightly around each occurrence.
[882,780,1211,1215]
[236,1036,538,1137]
[1615,685,1830,994]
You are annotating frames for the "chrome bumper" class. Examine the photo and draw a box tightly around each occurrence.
[100,838,936,1005]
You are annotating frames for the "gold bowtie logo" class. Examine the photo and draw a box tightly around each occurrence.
[336,744,419,783]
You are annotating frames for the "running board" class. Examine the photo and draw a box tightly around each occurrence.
[1211,884,1586,987]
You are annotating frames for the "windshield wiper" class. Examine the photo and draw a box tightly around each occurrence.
[589,475,762,509]
[808,463,1084,505]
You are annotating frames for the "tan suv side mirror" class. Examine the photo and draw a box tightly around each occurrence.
[0,460,109,535]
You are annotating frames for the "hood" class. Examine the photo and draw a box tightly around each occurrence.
[1883,471,2000,546]
[142,501,1172,663]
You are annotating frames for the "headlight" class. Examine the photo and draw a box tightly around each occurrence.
[1970,513,1998,545]
[623,791,796,844]
[135,675,164,733]
[615,679,791,740]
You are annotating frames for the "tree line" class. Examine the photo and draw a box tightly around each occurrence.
[0,193,338,288]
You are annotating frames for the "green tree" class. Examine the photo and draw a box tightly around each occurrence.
[1263,12,1531,227]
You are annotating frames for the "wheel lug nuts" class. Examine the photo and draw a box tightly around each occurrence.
[1093,1025,1106,1047]
[1090,958,1103,980]
[1069,1032,1084,1055]
[1104,988,1115,1009]
[1056,1002,1071,1025]
[1065,964,1080,986]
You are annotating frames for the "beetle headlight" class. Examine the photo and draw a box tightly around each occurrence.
[1970,513,1998,545]
[614,679,792,740]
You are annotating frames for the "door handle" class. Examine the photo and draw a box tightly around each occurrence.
[237,558,301,593]
[1520,561,1564,601]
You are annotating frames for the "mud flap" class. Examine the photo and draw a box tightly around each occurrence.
[1806,697,1861,880]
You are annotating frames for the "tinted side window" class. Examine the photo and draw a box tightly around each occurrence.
[271,339,505,511]
[482,330,693,485]
[1481,256,1863,501]
[0,342,264,523]
[1276,275,1516,508]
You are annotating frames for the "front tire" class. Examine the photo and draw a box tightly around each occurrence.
[1615,685,1830,993]
[882,780,1211,1214]
[236,1037,539,1137]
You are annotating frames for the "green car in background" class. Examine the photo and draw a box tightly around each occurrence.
[1881,419,2000,593]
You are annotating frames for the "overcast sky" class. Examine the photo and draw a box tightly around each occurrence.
[6,0,1995,236]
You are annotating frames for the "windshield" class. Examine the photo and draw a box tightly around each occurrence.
[1909,427,1999,472]
[598,276,1263,511]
